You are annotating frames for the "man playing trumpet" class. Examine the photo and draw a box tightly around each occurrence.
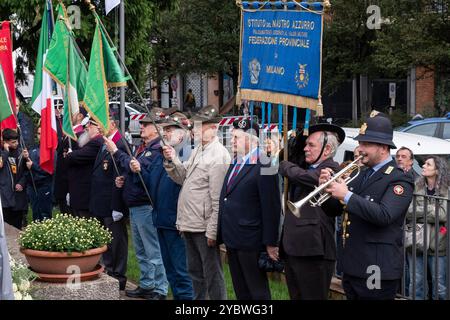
[278,123,345,300]
[319,111,414,300]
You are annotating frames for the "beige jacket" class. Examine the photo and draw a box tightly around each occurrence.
[164,137,231,240]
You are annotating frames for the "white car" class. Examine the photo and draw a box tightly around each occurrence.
[336,127,450,175]
[109,102,147,137]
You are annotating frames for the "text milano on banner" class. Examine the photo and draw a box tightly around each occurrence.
[237,8,324,114]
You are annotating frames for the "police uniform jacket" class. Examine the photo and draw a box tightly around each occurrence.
[279,157,340,260]
[90,133,128,218]
[217,153,281,251]
[322,160,414,280]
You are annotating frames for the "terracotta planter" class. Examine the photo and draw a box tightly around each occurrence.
[20,246,107,274]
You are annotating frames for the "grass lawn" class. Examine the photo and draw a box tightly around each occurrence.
[125,224,290,300]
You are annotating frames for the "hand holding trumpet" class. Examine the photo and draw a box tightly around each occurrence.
[319,168,349,201]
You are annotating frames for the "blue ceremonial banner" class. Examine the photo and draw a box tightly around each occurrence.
[238,8,323,112]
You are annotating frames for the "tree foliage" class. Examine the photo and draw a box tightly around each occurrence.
[0,0,169,91]
[152,0,240,84]
[322,0,450,93]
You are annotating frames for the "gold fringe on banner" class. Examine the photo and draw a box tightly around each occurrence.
[238,89,320,113]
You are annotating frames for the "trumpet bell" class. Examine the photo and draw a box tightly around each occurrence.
[287,200,301,218]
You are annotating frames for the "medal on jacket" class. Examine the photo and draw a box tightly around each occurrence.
[342,208,350,248]
[8,157,17,174]
[103,160,109,171]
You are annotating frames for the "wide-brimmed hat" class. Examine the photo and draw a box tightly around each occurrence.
[139,107,169,125]
[308,123,345,145]
[189,105,222,124]
[161,112,191,130]
[353,110,396,149]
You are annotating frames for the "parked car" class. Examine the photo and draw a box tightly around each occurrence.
[395,112,450,141]
[336,127,450,176]
[109,102,147,137]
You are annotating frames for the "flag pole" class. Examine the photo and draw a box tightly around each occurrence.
[83,0,167,146]
[119,0,126,134]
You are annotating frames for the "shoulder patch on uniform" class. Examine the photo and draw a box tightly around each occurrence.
[393,185,404,195]
[384,166,394,174]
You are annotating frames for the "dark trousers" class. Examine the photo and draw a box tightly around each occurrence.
[57,199,72,215]
[3,208,26,230]
[72,209,91,218]
[342,274,400,300]
[158,228,193,300]
[99,216,128,290]
[227,248,271,300]
[183,232,226,300]
[284,255,335,300]
[27,185,53,222]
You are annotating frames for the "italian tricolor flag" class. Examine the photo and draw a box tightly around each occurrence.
[30,0,57,174]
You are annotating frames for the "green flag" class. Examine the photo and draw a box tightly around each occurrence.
[44,4,88,140]
[0,65,14,122]
[83,19,128,133]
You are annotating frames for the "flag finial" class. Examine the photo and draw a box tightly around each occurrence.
[84,0,96,11]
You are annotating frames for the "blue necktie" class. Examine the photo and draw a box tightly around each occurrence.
[361,168,374,186]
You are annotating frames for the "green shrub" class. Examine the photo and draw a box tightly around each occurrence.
[19,214,112,253]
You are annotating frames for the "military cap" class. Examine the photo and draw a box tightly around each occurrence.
[189,105,222,124]
[232,118,260,137]
[354,110,396,149]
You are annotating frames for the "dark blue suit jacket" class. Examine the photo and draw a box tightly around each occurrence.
[217,155,281,251]
[323,159,414,280]
[90,136,128,218]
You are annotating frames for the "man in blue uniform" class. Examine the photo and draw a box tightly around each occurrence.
[320,111,414,300]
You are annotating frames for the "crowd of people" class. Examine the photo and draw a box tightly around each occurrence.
[0,104,448,300]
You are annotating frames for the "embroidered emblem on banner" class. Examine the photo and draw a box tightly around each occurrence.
[249,58,261,84]
[295,63,309,89]
[393,185,404,195]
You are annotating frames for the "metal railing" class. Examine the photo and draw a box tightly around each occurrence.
[400,193,450,300]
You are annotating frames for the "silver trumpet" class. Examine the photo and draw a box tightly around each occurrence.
[287,155,363,218]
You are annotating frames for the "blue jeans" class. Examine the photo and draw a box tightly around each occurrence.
[129,205,168,295]
[158,228,193,300]
[407,253,447,300]
[27,185,53,222]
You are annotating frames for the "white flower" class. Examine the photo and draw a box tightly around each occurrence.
[12,283,18,293]
[19,280,30,291]
[14,291,23,300]
[23,294,33,300]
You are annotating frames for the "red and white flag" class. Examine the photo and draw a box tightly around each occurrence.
[0,21,17,130]
[30,0,57,174]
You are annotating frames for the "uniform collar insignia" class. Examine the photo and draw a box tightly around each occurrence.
[384,166,394,174]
